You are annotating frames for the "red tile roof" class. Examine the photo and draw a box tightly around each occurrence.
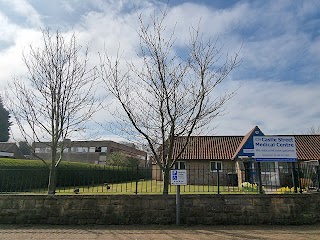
[173,135,320,161]
[173,136,243,160]
[283,135,320,160]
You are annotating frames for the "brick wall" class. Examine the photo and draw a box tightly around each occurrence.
[0,194,319,225]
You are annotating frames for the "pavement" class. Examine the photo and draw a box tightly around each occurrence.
[0,224,320,240]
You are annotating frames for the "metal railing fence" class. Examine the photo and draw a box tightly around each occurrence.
[0,162,319,194]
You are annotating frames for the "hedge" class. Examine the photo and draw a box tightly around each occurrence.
[0,158,151,192]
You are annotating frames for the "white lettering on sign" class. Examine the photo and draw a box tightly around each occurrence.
[243,149,254,154]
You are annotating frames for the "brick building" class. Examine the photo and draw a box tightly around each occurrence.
[152,126,320,187]
[33,140,147,166]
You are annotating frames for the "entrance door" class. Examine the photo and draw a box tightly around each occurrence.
[243,161,254,184]
[260,162,280,186]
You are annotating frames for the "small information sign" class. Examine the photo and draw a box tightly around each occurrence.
[171,170,187,185]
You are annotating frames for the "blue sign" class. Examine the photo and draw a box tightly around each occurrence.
[170,170,187,185]
[172,170,178,180]
[235,126,265,158]
[253,136,297,162]
[256,158,297,162]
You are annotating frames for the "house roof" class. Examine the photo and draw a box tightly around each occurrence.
[232,126,265,159]
[173,134,320,161]
[0,142,25,159]
[0,142,16,152]
[285,135,320,160]
[173,136,243,160]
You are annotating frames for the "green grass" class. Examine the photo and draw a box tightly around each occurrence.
[8,179,254,195]
[0,158,257,195]
[0,158,151,193]
[48,180,247,195]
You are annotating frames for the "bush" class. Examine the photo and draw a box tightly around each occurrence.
[0,158,48,192]
[107,152,140,167]
[277,186,296,194]
[240,182,264,193]
[0,158,151,192]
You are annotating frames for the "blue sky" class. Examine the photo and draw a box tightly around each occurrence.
[0,0,320,141]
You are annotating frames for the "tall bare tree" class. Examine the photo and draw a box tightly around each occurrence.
[6,29,100,195]
[100,12,240,194]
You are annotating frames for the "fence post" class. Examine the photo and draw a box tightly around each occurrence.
[217,167,220,194]
[297,163,303,193]
[176,185,181,225]
[317,161,320,192]
[135,165,139,195]
[257,162,263,194]
[291,162,298,193]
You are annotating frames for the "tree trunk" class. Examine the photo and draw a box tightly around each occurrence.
[47,166,57,195]
[162,167,170,195]
[48,150,57,195]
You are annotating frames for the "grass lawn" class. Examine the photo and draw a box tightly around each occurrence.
[47,180,250,195]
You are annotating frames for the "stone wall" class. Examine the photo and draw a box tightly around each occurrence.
[0,194,319,225]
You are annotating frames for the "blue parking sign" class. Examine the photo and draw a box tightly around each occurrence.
[170,170,187,185]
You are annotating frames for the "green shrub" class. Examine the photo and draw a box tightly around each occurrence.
[0,158,151,192]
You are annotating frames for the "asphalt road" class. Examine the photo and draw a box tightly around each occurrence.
[0,224,320,240]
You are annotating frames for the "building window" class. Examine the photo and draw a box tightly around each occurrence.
[101,147,108,152]
[35,148,42,153]
[174,161,186,170]
[71,147,77,153]
[261,162,276,172]
[210,161,222,172]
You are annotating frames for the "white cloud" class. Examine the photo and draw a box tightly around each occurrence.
[215,79,320,135]
[1,0,43,27]
[162,2,250,46]
[243,33,309,71]
[0,13,18,44]
[1,0,320,142]
[0,28,43,88]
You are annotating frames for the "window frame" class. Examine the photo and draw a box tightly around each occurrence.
[210,161,223,172]
[174,161,186,170]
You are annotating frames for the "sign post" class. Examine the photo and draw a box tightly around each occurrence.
[253,136,297,193]
[171,169,187,225]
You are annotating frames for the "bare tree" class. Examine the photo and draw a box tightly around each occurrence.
[307,126,320,134]
[6,29,100,195]
[100,12,240,194]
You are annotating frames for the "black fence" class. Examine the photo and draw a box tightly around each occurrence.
[0,162,319,194]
